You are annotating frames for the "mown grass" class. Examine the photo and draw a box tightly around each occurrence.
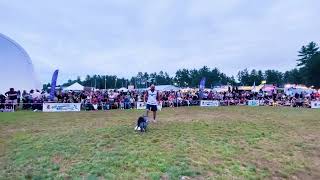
[0,106,320,179]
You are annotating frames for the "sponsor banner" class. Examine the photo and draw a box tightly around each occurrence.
[50,69,59,101]
[199,77,206,91]
[43,103,81,112]
[311,101,320,109]
[248,100,260,106]
[136,102,162,111]
[200,100,219,107]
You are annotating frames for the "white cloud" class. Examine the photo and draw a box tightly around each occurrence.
[0,0,319,84]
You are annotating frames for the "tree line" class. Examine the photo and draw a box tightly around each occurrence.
[43,41,320,90]
[238,41,320,87]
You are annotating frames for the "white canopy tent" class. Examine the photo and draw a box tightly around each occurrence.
[156,85,180,91]
[64,82,84,91]
[118,87,128,92]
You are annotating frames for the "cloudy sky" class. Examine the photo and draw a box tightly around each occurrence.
[1,0,319,84]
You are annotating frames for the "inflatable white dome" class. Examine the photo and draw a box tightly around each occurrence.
[0,33,40,93]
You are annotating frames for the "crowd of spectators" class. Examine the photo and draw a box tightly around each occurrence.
[1,87,320,111]
[0,88,49,111]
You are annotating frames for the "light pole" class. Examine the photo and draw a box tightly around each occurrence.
[135,79,137,89]
[105,76,107,90]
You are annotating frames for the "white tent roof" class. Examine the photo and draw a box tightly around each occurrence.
[156,85,180,91]
[64,82,84,91]
[118,87,128,92]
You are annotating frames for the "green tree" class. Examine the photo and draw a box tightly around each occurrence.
[175,69,190,87]
[303,53,320,87]
[283,68,303,84]
[237,69,250,85]
[296,42,320,87]
[264,70,283,85]
[189,69,200,87]
[297,42,319,66]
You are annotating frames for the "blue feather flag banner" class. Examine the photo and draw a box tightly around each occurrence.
[50,69,59,100]
[199,77,206,90]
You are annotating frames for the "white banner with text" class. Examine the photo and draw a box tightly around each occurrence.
[311,101,320,109]
[43,103,81,112]
[200,100,220,107]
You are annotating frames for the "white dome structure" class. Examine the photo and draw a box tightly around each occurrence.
[0,33,40,93]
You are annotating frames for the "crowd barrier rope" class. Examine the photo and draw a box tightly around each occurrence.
[1,99,319,112]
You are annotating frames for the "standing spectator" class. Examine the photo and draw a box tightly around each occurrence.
[208,91,213,100]
[130,95,135,109]
[5,88,18,110]
[124,94,130,109]
[17,90,21,106]
[0,92,5,109]
[22,90,30,109]
[91,95,98,110]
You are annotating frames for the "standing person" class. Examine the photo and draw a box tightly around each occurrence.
[5,88,18,110]
[17,90,21,107]
[0,92,6,109]
[144,84,160,123]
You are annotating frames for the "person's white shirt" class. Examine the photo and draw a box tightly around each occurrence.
[130,98,135,103]
[32,91,41,99]
[147,90,158,105]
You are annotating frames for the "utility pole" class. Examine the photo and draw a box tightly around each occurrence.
[105,76,107,89]
[135,79,137,89]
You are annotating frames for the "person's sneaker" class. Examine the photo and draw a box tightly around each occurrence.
[134,126,138,130]
[137,127,141,131]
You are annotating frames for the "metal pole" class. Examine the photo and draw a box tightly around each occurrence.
[135,79,137,89]
[105,76,107,89]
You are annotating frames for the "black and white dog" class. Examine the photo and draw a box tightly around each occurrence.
[134,115,148,132]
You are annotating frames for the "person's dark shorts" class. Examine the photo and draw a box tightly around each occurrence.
[146,104,157,111]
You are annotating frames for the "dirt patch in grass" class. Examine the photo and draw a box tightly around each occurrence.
[52,154,63,164]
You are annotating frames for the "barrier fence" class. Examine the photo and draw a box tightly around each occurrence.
[1,99,320,112]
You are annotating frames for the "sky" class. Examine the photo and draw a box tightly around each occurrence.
[1,0,320,84]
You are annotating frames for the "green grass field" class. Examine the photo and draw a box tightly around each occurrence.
[0,107,320,179]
